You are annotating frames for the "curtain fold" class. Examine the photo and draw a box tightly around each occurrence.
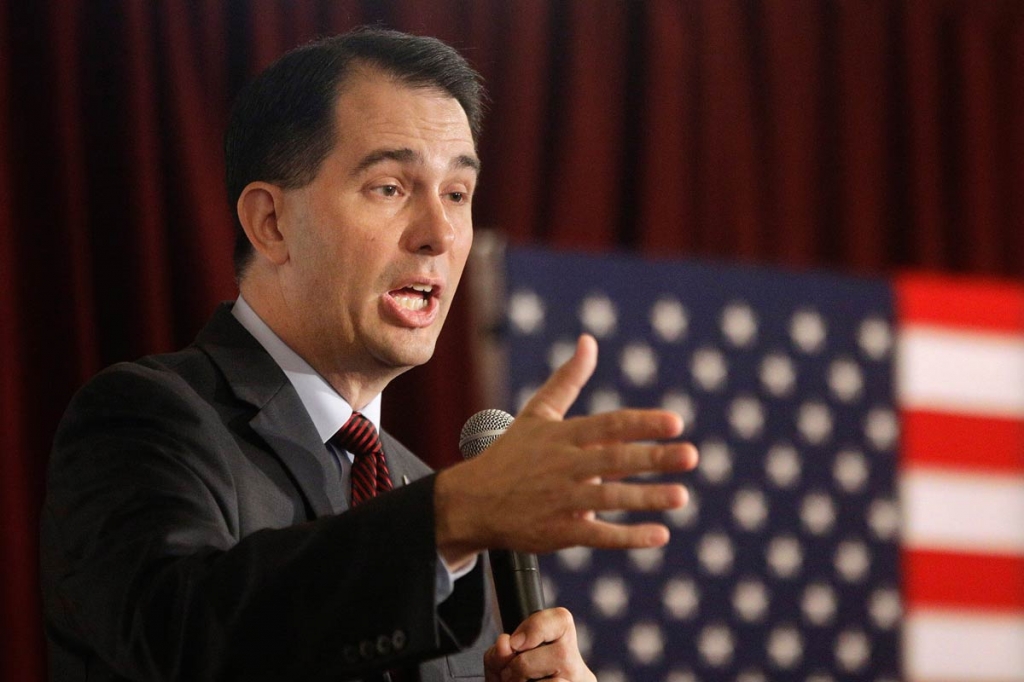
[4,2,1023,679]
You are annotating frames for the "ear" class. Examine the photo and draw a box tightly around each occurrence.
[237,181,289,266]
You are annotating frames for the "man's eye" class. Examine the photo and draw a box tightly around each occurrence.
[375,185,400,197]
[448,191,468,204]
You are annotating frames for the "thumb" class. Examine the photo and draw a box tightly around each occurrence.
[518,334,598,422]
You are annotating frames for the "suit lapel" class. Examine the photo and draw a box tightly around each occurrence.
[380,431,433,487]
[196,304,344,517]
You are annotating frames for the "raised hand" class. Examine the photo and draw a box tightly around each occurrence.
[435,334,699,565]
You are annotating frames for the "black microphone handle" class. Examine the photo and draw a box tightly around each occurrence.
[488,549,545,634]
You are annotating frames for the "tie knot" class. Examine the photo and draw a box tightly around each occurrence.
[332,412,383,458]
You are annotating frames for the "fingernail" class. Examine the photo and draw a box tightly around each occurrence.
[510,632,526,651]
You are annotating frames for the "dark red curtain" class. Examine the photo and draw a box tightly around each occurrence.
[3,1,1023,679]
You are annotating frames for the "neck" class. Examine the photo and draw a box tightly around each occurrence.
[239,276,402,410]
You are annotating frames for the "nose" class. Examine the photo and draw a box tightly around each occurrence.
[403,193,456,255]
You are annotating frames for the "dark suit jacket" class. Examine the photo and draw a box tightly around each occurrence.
[41,304,497,681]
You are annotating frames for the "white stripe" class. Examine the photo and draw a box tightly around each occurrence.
[905,609,1024,681]
[898,326,1024,417]
[902,468,1024,554]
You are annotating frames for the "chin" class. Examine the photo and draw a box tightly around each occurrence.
[373,336,438,371]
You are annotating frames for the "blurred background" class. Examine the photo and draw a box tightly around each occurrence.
[2,1,1023,680]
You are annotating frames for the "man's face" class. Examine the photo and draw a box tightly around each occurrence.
[276,70,478,380]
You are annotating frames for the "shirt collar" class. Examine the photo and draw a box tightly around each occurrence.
[231,295,381,443]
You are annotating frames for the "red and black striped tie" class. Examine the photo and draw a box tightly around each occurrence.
[332,412,393,505]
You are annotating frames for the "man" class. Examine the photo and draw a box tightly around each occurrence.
[41,29,698,681]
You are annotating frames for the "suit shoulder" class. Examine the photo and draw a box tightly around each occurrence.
[68,345,216,412]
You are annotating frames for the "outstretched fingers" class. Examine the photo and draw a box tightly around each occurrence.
[563,408,684,446]
[572,479,689,513]
[572,441,698,480]
[561,516,674,550]
[518,335,598,421]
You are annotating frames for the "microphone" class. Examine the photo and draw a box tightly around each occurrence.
[459,409,546,634]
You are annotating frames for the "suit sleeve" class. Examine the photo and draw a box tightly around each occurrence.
[41,362,489,681]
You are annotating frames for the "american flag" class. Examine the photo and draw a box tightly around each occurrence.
[500,247,1024,682]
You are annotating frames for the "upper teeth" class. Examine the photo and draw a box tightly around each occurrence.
[411,284,433,293]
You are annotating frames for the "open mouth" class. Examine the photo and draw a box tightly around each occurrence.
[390,284,434,311]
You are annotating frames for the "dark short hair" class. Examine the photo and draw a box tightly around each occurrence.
[224,28,486,277]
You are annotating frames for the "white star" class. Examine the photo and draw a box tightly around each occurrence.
[592,576,629,618]
[661,391,696,433]
[790,308,827,353]
[546,339,577,371]
[828,357,864,402]
[650,297,689,342]
[870,587,902,630]
[801,582,837,626]
[728,395,765,440]
[800,492,836,536]
[865,407,898,451]
[868,497,900,540]
[766,535,803,579]
[621,343,658,387]
[732,488,768,532]
[797,401,833,445]
[508,289,545,335]
[698,439,732,484]
[858,316,893,360]
[733,579,770,623]
[628,621,665,665]
[698,624,734,668]
[557,546,592,571]
[628,546,665,573]
[588,388,622,414]
[663,577,700,620]
[579,294,618,338]
[835,629,870,672]
[765,443,802,488]
[834,539,871,582]
[767,626,803,669]
[721,301,758,347]
[760,352,797,397]
[691,347,728,392]
[833,448,869,493]
[697,532,734,575]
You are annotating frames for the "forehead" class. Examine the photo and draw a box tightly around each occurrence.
[328,69,475,160]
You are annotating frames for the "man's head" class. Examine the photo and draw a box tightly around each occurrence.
[226,29,485,406]
[225,28,485,277]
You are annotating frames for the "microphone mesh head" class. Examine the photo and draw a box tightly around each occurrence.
[459,409,515,459]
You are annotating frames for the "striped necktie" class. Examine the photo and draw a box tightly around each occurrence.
[332,411,393,505]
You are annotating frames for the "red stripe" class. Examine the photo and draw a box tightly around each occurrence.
[351,471,375,505]
[902,409,1024,474]
[904,548,1024,611]
[897,272,1024,334]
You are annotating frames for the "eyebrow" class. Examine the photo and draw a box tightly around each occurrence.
[351,147,481,177]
